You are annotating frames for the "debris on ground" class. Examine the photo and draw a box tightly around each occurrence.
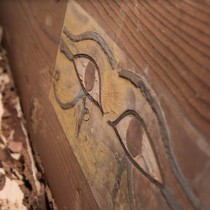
[0,26,57,210]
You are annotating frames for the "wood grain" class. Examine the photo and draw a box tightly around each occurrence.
[74,1,210,209]
[0,1,99,210]
[0,0,210,209]
[77,0,210,138]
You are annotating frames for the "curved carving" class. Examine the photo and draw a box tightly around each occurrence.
[63,26,116,69]
[108,110,163,186]
[58,39,103,114]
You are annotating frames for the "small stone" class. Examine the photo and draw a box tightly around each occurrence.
[10,153,21,160]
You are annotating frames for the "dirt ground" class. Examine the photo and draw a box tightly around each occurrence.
[0,27,57,210]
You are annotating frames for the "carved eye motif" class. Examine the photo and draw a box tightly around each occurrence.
[108,111,162,184]
[73,55,103,114]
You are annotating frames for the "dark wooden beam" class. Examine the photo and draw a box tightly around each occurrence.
[0,1,99,209]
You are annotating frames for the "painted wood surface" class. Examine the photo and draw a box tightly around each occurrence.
[0,0,210,209]
[50,1,210,210]
[75,1,210,209]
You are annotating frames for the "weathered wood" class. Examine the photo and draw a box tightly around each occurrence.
[75,1,210,209]
[80,0,210,135]
[0,0,210,210]
[0,1,99,210]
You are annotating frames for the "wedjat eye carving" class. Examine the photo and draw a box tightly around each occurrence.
[108,110,185,210]
[58,39,103,114]
[108,110,162,185]
[53,39,103,136]
[52,23,203,210]
[73,54,102,114]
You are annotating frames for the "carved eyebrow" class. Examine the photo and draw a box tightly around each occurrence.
[63,26,116,69]
[60,39,74,61]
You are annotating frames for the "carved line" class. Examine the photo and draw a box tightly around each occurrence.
[63,26,116,69]
[108,114,182,210]
[161,187,182,210]
[59,40,104,114]
[76,97,89,137]
[127,150,181,210]
[53,71,89,137]
[73,54,104,114]
[108,110,163,189]
[53,71,85,110]
[112,154,127,208]
[127,158,136,210]
[109,110,184,210]
[60,39,74,61]
[119,69,203,210]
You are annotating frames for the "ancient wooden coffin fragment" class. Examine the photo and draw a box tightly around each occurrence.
[49,1,210,210]
[0,0,210,210]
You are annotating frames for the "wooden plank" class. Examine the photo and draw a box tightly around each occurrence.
[49,1,210,210]
[77,0,210,137]
[0,0,210,210]
[0,1,99,210]
[74,1,210,209]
